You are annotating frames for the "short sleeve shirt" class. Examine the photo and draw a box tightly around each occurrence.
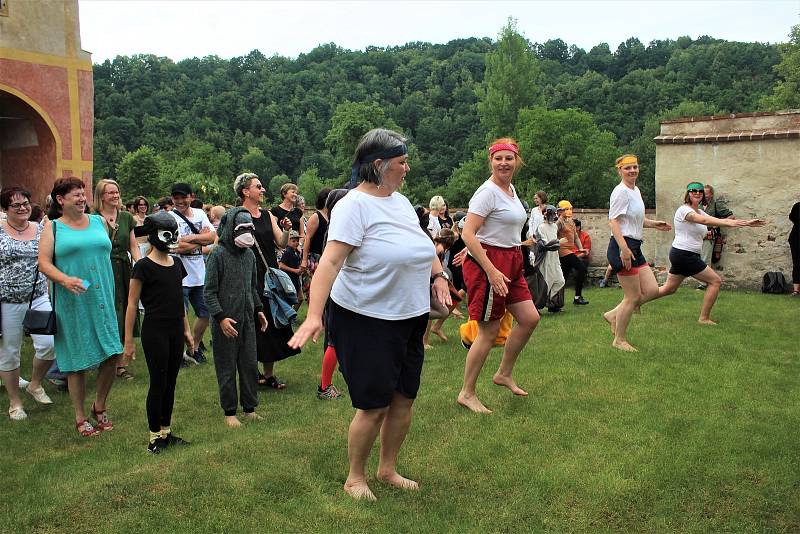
[672,205,708,254]
[329,190,436,320]
[170,208,214,287]
[608,182,645,241]
[468,180,527,248]
[132,257,187,320]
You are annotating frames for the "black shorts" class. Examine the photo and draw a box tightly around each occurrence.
[668,247,707,277]
[607,237,647,276]
[327,300,427,410]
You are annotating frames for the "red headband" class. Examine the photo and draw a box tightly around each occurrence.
[489,143,519,156]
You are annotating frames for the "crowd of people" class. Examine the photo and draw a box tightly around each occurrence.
[0,128,792,501]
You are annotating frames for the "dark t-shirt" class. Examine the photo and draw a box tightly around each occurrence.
[279,247,302,293]
[270,205,304,233]
[132,257,187,320]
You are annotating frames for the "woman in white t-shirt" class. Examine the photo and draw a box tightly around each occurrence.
[457,137,540,415]
[655,182,763,324]
[289,128,449,502]
[602,154,672,352]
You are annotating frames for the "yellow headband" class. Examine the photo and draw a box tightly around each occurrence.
[616,156,638,169]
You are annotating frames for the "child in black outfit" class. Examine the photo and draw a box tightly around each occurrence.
[278,230,303,308]
[125,212,194,454]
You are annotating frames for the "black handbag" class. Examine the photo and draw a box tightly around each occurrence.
[23,222,57,336]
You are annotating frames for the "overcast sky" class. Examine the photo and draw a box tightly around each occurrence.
[78,0,799,63]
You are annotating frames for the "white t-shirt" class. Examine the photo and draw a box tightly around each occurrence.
[427,215,441,238]
[170,208,215,287]
[608,182,645,241]
[672,205,708,254]
[329,190,436,320]
[527,208,544,240]
[468,180,527,247]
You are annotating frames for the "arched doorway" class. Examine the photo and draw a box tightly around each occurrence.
[0,89,57,205]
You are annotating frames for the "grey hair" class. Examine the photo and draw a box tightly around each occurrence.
[234,172,259,199]
[353,128,407,186]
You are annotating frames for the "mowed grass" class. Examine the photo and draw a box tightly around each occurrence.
[2,287,799,533]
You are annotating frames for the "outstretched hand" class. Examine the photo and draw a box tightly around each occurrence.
[654,220,672,231]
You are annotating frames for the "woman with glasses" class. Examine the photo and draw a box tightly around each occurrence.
[0,187,56,420]
[233,173,299,390]
[132,196,151,257]
[654,182,764,324]
[93,179,141,380]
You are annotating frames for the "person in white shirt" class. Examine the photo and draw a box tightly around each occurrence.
[457,137,540,414]
[654,182,764,324]
[289,128,449,502]
[427,195,444,238]
[602,155,672,352]
[169,183,216,364]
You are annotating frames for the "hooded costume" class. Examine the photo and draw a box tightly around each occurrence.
[537,205,566,311]
[204,207,264,416]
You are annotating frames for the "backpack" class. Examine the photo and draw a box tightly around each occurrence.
[761,272,787,294]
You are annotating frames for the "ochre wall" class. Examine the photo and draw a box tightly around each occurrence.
[654,112,800,290]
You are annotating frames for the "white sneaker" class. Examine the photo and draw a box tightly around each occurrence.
[18,377,30,388]
[183,351,199,365]
[26,385,53,405]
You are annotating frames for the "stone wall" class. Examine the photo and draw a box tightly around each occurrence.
[654,111,800,290]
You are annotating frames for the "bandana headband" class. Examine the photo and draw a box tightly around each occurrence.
[349,143,409,188]
[616,155,638,169]
[686,182,704,192]
[489,143,519,156]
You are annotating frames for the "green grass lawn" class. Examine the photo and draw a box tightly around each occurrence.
[2,288,799,533]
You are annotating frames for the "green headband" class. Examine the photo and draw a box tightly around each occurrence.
[686,182,704,192]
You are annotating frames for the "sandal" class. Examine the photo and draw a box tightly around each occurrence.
[9,406,27,421]
[260,375,286,390]
[91,403,114,431]
[76,419,100,437]
[116,367,134,380]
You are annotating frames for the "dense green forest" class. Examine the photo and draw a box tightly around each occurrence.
[93,21,799,208]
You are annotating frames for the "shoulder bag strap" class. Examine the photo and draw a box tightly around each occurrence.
[252,238,271,272]
[173,209,200,234]
[29,220,56,310]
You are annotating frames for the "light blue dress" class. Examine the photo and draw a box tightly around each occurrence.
[53,215,123,372]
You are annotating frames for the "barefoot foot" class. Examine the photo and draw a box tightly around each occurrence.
[698,318,717,325]
[224,415,241,428]
[603,311,617,336]
[244,412,264,421]
[492,373,528,396]
[343,479,377,501]
[423,344,433,350]
[431,329,448,342]
[612,339,638,352]
[457,392,492,413]
[376,471,419,491]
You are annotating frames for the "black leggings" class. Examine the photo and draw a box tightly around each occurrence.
[559,253,587,297]
[142,317,184,433]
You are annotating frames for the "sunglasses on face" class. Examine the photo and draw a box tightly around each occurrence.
[689,190,704,194]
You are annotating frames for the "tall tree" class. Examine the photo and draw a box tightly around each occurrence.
[761,24,800,109]
[115,146,163,201]
[477,18,541,138]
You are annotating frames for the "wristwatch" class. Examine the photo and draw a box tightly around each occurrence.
[431,271,450,283]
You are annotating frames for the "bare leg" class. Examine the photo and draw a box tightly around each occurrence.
[1,369,22,412]
[422,320,433,350]
[693,267,722,324]
[67,371,87,423]
[430,318,448,341]
[493,300,539,396]
[458,319,501,413]
[377,393,418,490]
[344,407,387,500]
[192,317,209,352]
[261,361,274,378]
[93,355,119,412]
[29,357,52,391]
[612,274,643,352]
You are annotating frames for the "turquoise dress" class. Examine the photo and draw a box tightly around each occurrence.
[53,215,123,372]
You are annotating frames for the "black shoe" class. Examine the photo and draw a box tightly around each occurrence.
[199,341,208,353]
[548,307,562,313]
[192,350,207,364]
[147,437,168,454]
[164,433,190,446]
[573,297,589,305]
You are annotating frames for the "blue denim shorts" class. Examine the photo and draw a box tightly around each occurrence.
[183,286,209,318]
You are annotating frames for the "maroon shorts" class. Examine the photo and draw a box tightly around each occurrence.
[462,243,531,322]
